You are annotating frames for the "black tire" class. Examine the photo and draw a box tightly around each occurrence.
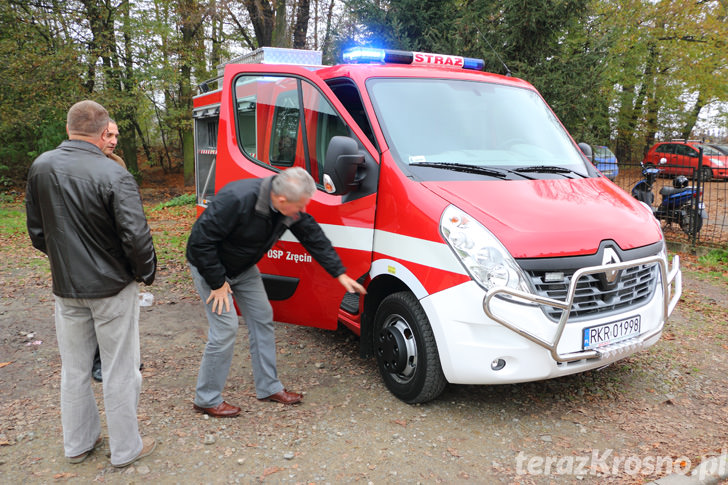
[698,166,712,182]
[373,292,446,403]
[679,210,703,236]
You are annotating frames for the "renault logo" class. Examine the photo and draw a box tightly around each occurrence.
[601,247,621,286]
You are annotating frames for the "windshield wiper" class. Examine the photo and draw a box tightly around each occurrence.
[411,161,510,179]
[513,165,587,178]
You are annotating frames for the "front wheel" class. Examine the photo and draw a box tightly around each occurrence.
[680,209,703,236]
[697,166,713,182]
[373,292,446,403]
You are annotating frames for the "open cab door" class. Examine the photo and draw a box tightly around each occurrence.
[214,62,379,331]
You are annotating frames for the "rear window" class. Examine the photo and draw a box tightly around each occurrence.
[593,146,614,158]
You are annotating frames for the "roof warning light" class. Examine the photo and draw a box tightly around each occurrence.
[343,48,484,71]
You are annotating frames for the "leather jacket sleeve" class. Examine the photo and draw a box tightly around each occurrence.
[112,175,157,285]
[186,186,252,290]
[290,214,346,278]
[25,179,46,254]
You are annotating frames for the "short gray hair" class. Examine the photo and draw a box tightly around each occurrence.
[67,100,109,137]
[271,167,316,202]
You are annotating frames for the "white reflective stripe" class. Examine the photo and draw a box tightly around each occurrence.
[279,224,465,276]
[370,259,428,299]
[373,230,466,275]
[278,224,373,252]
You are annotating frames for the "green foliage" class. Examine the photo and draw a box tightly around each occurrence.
[0,1,87,182]
[0,207,26,236]
[342,0,461,52]
[340,0,610,143]
[339,0,728,158]
[151,193,196,212]
[128,167,143,185]
[695,248,728,285]
[0,165,13,190]
[1,0,725,184]
[698,248,728,266]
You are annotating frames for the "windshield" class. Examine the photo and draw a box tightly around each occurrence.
[367,78,589,176]
[696,144,725,156]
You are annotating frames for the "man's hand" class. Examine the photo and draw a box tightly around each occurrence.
[206,281,233,315]
[337,274,367,294]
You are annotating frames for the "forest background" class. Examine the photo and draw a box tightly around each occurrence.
[1,0,726,187]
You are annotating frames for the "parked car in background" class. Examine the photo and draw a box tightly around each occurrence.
[642,140,728,181]
[708,143,728,155]
[592,145,619,181]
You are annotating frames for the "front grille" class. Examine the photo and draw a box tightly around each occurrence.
[526,263,658,321]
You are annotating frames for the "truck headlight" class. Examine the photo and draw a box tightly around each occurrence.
[440,205,531,293]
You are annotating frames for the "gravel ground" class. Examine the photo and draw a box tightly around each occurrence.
[1,249,727,484]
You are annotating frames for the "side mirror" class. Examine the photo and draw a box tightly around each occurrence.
[323,136,365,195]
[578,142,593,162]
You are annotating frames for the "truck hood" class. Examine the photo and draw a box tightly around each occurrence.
[422,178,662,259]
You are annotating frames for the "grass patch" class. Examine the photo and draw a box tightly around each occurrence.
[693,248,728,285]
[698,248,728,266]
[151,193,196,211]
[153,229,189,266]
[0,207,26,236]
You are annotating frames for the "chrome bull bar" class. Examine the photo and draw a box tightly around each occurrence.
[483,254,682,363]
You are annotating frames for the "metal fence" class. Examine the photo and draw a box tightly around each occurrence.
[609,153,727,248]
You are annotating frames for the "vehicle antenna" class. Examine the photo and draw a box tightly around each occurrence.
[475,27,512,77]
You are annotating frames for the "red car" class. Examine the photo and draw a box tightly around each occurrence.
[642,140,728,180]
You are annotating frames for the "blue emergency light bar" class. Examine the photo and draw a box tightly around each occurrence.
[343,48,484,71]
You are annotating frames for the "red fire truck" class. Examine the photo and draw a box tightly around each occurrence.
[192,47,681,403]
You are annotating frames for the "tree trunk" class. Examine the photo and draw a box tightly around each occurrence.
[80,0,103,93]
[273,0,288,47]
[614,43,657,164]
[321,0,336,61]
[132,119,152,164]
[643,88,659,158]
[244,0,275,47]
[178,0,205,186]
[313,0,319,48]
[118,0,139,172]
[642,47,660,159]
[210,0,222,70]
[293,0,310,48]
[681,91,703,140]
[614,82,636,164]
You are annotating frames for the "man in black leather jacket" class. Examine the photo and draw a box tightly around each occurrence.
[25,100,157,468]
[186,167,365,417]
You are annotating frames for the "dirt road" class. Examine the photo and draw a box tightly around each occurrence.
[1,220,727,483]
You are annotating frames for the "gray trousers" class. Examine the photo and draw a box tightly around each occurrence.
[54,281,143,466]
[190,264,284,405]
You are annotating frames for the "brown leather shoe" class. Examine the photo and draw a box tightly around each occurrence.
[112,436,156,468]
[193,401,241,417]
[259,389,303,405]
[68,436,104,464]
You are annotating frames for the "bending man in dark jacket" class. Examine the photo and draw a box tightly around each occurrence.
[187,167,365,416]
[25,100,157,467]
